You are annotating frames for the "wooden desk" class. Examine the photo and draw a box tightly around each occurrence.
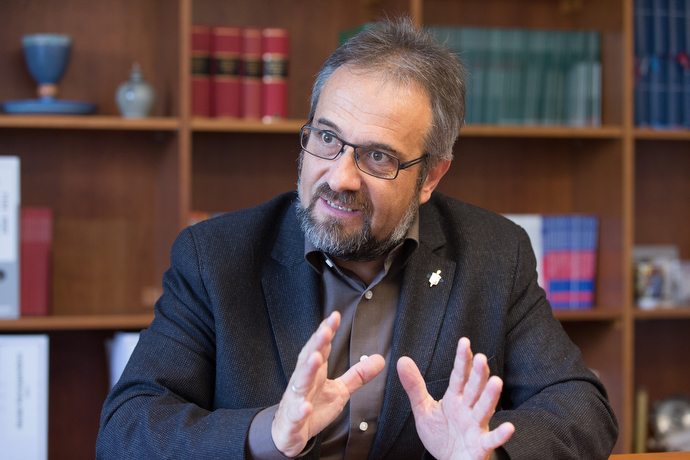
[610,453,690,459]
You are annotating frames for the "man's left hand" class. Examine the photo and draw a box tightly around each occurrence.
[397,337,514,460]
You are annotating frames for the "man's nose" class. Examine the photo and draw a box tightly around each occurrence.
[326,146,362,192]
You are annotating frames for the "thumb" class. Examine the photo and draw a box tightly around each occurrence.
[397,356,432,411]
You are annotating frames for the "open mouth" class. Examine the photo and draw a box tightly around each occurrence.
[326,199,356,212]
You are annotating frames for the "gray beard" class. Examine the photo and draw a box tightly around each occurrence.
[295,182,419,262]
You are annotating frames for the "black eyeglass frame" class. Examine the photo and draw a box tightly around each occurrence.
[300,125,427,180]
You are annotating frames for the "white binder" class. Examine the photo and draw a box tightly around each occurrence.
[0,156,20,319]
[0,334,49,460]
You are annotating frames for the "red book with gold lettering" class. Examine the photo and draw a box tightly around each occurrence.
[241,28,263,120]
[212,26,242,118]
[262,28,289,122]
[191,25,212,117]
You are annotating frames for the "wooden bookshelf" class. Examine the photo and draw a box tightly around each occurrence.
[1,0,687,457]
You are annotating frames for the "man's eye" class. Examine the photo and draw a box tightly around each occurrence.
[321,132,336,144]
[370,151,388,162]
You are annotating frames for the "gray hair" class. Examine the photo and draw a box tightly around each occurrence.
[308,17,466,177]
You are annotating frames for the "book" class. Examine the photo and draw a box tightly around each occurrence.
[426,25,601,127]
[211,26,242,118]
[504,213,598,309]
[682,0,690,127]
[191,25,213,117]
[0,156,20,319]
[105,332,140,389]
[586,31,603,127]
[20,207,52,316]
[635,0,653,126]
[241,28,263,120]
[0,335,49,460]
[649,0,670,127]
[262,28,290,122]
[667,0,684,126]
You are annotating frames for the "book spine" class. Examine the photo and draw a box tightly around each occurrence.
[241,28,263,120]
[635,0,652,126]
[212,26,242,118]
[678,0,690,128]
[20,207,52,317]
[0,156,20,319]
[667,0,682,126]
[0,335,49,459]
[587,31,603,127]
[262,28,290,122]
[650,0,670,127]
[191,25,213,117]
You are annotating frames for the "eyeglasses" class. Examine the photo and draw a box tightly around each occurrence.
[300,125,426,180]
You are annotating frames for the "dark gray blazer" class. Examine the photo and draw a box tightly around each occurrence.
[96,191,618,459]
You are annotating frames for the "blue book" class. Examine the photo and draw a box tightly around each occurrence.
[680,0,690,128]
[668,0,684,126]
[635,0,654,125]
[650,0,670,127]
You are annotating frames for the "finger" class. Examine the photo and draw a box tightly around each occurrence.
[481,422,515,452]
[300,312,340,362]
[397,356,433,412]
[289,351,325,400]
[337,354,386,395]
[447,337,473,396]
[472,375,503,426]
[291,312,340,393]
[460,353,490,409]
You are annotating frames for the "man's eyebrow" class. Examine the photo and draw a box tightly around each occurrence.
[314,118,401,156]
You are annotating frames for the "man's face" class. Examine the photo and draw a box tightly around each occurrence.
[297,66,433,261]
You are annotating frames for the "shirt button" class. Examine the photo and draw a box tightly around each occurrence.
[359,421,369,432]
[360,354,368,362]
[364,290,373,300]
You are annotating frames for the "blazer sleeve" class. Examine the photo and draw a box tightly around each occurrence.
[489,228,619,459]
[96,227,262,460]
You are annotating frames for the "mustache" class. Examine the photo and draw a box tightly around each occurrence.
[312,183,372,214]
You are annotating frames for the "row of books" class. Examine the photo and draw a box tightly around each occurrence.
[634,0,690,128]
[504,214,599,309]
[192,25,289,122]
[0,157,53,320]
[428,26,602,127]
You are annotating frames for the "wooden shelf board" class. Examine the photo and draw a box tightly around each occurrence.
[633,307,690,320]
[634,128,690,140]
[0,115,179,131]
[460,124,624,138]
[553,309,622,322]
[191,120,624,138]
[192,118,307,133]
[0,314,154,331]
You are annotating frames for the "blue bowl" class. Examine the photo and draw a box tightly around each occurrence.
[22,34,72,84]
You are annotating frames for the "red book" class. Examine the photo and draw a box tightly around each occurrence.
[20,207,53,316]
[191,25,212,117]
[262,28,289,122]
[212,26,242,118]
[241,28,263,120]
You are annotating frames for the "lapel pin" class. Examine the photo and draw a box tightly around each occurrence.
[428,270,443,287]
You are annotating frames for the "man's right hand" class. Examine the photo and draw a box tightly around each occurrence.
[271,311,386,457]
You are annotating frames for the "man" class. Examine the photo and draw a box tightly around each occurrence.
[97,18,618,459]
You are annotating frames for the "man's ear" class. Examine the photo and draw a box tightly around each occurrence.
[419,159,451,204]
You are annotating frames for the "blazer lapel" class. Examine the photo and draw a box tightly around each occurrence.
[369,209,456,460]
[262,207,321,384]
